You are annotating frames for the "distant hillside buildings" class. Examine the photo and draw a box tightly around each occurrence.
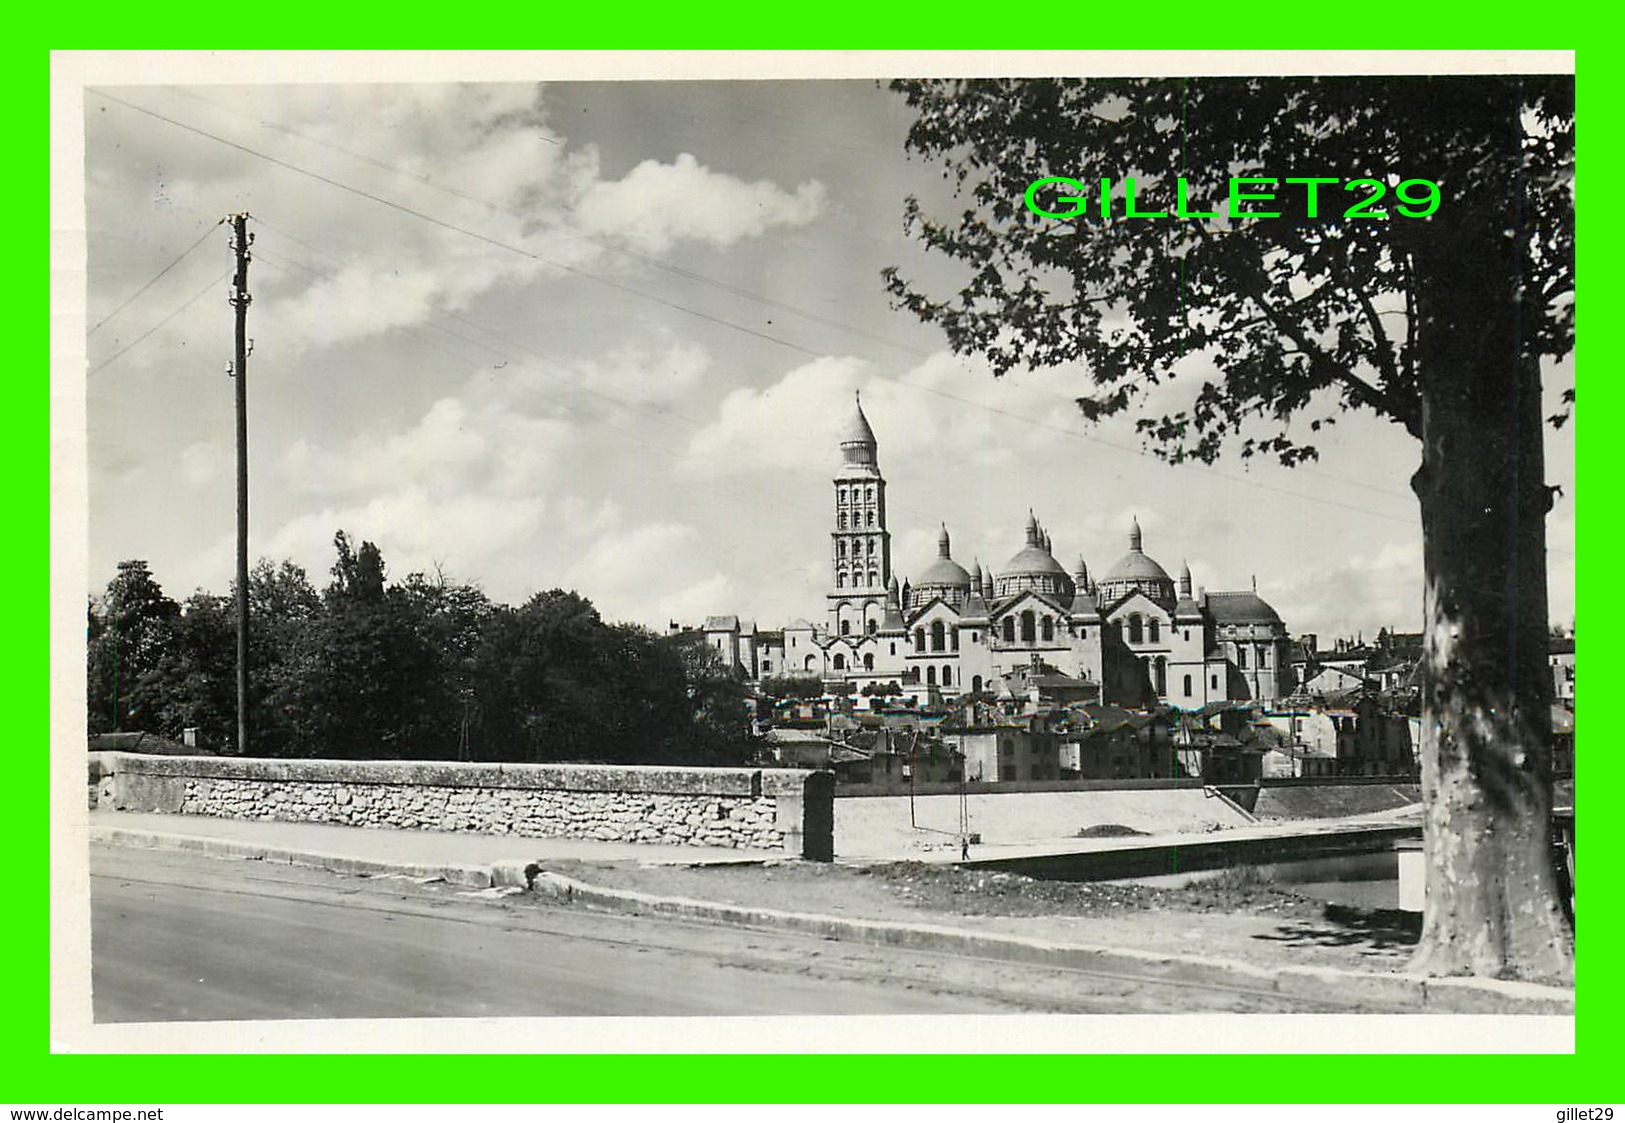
[685,396,1572,787]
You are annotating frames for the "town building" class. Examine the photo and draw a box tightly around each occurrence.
[715,393,1295,710]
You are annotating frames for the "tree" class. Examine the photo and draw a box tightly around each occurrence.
[148,590,235,747]
[472,590,710,765]
[667,633,755,763]
[87,560,180,734]
[884,76,1573,982]
[759,674,827,701]
[244,559,322,755]
[277,533,451,759]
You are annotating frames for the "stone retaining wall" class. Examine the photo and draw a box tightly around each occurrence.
[89,753,834,859]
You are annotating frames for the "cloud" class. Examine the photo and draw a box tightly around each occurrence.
[559,518,737,628]
[88,86,830,368]
[179,440,229,488]
[279,392,573,503]
[1268,539,1425,640]
[575,152,825,255]
[258,487,549,592]
[681,349,1122,496]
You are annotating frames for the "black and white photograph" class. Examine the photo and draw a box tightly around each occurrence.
[56,51,1575,1049]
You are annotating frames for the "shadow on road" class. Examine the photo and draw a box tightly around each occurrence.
[1252,904,1422,952]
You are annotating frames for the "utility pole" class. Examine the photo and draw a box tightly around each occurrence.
[228,213,253,756]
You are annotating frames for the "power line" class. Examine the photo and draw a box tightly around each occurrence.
[94,91,1417,523]
[88,265,232,377]
[251,246,699,462]
[90,218,224,334]
[163,88,1418,506]
[169,85,928,359]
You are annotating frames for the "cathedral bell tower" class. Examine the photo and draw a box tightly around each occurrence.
[827,391,892,637]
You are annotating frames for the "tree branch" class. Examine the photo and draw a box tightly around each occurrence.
[1191,221,1419,436]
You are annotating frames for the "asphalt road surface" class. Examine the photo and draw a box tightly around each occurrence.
[90,844,1340,1021]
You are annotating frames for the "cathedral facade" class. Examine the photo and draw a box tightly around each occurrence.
[716,395,1293,709]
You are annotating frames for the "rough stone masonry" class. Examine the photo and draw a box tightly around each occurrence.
[89,753,835,859]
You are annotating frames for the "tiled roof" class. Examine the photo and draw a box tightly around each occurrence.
[1202,590,1283,624]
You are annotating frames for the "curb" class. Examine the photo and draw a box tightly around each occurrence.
[93,826,1575,1015]
[526,868,1575,1015]
[91,825,498,889]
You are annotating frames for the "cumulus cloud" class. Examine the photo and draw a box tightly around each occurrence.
[683,350,1091,477]
[88,85,829,368]
[279,392,572,503]
[1269,539,1425,640]
[575,153,825,255]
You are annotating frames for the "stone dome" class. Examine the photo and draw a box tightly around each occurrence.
[910,524,971,609]
[993,512,1075,601]
[1097,517,1176,606]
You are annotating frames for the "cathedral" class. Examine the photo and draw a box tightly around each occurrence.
[705,394,1293,709]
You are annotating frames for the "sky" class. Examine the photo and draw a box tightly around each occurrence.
[74,55,1576,643]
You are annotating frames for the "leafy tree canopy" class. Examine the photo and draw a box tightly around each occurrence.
[884,77,1573,465]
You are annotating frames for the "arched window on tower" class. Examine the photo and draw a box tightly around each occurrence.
[951,627,959,651]
[836,572,846,588]
[867,618,877,634]
[838,487,847,505]
[915,626,926,651]
[864,653,874,670]
[866,511,875,526]
[972,675,983,694]
[1154,656,1167,696]
[1041,616,1054,642]
[926,666,937,686]
[1183,673,1193,696]
[867,486,875,502]
[833,653,846,670]
[1003,617,1015,643]
[1021,611,1036,643]
[942,666,952,686]
[837,513,846,530]
[1149,618,1160,643]
[868,569,878,586]
[866,538,875,556]
[840,620,851,636]
[837,540,846,557]
[1129,615,1143,644]
[931,621,945,652]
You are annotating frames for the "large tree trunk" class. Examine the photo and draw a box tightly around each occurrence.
[1407,84,1573,983]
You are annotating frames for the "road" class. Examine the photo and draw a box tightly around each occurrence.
[89,844,1344,1020]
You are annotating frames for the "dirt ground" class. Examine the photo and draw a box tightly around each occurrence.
[540,857,1424,976]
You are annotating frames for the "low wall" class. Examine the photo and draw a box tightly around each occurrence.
[89,753,834,860]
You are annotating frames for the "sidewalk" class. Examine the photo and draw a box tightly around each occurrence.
[89,809,780,884]
[85,808,1574,1015]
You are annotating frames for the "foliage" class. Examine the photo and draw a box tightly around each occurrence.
[861,680,904,697]
[86,559,179,734]
[884,76,1576,981]
[87,535,745,767]
[884,77,1573,460]
[759,674,826,700]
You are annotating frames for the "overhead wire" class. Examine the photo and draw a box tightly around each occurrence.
[249,245,700,464]
[165,86,1422,506]
[249,220,709,440]
[93,89,1424,525]
[88,265,233,377]
[89,217,225,334]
